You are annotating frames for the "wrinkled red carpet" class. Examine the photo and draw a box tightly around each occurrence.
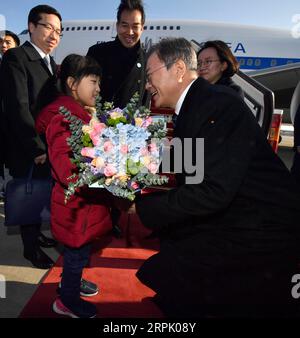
[19,213,164,318]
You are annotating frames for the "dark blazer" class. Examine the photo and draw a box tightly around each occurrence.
[136,77,300,315]
[87,37,149,108]
[0,41,57,177]
[216,76,244,99]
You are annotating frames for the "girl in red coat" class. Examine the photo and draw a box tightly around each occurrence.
[36,54,112,318]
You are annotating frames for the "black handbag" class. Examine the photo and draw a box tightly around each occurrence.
[4,165,53,226]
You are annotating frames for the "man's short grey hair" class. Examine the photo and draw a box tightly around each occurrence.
[146,37,198,71]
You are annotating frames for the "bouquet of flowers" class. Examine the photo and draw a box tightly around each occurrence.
[60,93,169,202]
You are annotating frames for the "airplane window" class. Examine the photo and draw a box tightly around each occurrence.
[176,26,181,30]
[156,26,160,30]
[89,27,92,30]
[170,26,174,30]
[163,26,167,30]
[71,27,75,31]
[100,27,104,30]
[239,59,245,66]
[94,27,98,30]
[66,27,70,31]
[144,26,147,30]
[271,59,277,66]
[20,29,29,34]
[83,27,86,30]
[255,59,261,66]
[150,26,154,30]
[61,28,64,32]
[247,58,253,66]
[106,26,110,30]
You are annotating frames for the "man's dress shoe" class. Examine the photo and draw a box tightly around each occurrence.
[24,248,54,269]
[38,232,57,248]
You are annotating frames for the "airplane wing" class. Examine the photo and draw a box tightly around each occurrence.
[250,62,300,112]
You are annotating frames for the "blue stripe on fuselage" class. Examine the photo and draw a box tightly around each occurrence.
[236,56,300,70]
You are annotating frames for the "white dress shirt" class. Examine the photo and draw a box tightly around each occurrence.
[174,79,197,116]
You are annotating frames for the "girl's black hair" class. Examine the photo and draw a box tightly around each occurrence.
[35,54,101,116]
[60,54,102,94]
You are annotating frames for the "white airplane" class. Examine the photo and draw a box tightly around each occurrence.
[18,19,300,70]
[18,19,300,120]
[19,19,300,107]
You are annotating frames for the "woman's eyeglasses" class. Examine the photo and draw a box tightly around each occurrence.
[197,59,220,68]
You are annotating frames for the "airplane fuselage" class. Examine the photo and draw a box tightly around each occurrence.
[18,19,300,71]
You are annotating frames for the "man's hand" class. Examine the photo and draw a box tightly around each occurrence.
[34,153,47,165]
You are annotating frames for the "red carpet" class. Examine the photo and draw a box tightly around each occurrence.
[19,213,164,318]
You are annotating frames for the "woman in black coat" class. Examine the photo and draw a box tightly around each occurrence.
[197,40,244,98]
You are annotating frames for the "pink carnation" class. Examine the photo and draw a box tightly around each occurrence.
[131,181,140,190]
[104,164,117,177]
[148,143,158,154]
[104,140,114,153]
[140,147,149,156]
[120,144,128,154]
[92,122,106,134]
[147,163,158,174]
[90,131,100,146]
[142,117,153,128]
[81,147,96,158]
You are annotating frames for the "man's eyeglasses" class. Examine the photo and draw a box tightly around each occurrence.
[36,22,63,37]
[146,62,174,84]
[197,59,220,68]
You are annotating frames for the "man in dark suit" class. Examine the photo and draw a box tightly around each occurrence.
[0,30,20,58]
[130,38,300,317]
[0,5,62,269]
[87,0,150,237]
[0,31,20,197]
[87,0,149,108]
[0,30,20,199]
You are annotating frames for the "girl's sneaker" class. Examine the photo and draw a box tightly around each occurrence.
[80,279,99,297]
[53,297,97,318]
[57,278,99,297]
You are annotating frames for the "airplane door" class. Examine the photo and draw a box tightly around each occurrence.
[233,71,274,136]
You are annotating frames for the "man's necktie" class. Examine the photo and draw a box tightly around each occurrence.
[43,56,53,74]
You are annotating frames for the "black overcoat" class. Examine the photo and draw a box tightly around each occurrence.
[136,77,300,316]
[87,37,149,108]
[0,41,56,177]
